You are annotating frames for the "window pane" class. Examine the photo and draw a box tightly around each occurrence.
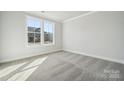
[27,18,35,32]
[35,28,41,32]
[28,33,34,43]
[34,20,41,32]
[27,17,41,32]
[28,27,34,32]
[35,33,41,43]
[44,20,54,44]
[44,32,53,44]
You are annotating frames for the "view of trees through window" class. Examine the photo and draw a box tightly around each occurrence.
[27,16,54,45]
[27,17,41,44]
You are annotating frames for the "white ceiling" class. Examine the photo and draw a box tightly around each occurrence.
[25,11,90,22]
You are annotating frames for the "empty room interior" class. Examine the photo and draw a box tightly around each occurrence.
[0,11,124,81]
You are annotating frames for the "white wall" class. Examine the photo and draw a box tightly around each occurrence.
[0,11,62,63]
[63,12,124,63]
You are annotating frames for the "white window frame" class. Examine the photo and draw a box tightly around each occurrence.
[26,15,55,47]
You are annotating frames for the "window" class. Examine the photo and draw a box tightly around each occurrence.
[26,16,55,46]
[27,16,41,45]
[44,20,54,44]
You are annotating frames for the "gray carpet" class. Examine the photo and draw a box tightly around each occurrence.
[0,51,124,81]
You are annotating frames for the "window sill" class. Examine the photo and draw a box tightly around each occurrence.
[27,43,41,48]
[27,43,55,48]
[42,43,55,46]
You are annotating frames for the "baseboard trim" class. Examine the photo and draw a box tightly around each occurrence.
[63,49,124,64]
[0,49,62,63]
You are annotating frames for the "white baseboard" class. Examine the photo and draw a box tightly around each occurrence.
[63,49,124,64]
[0,49,62,63]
